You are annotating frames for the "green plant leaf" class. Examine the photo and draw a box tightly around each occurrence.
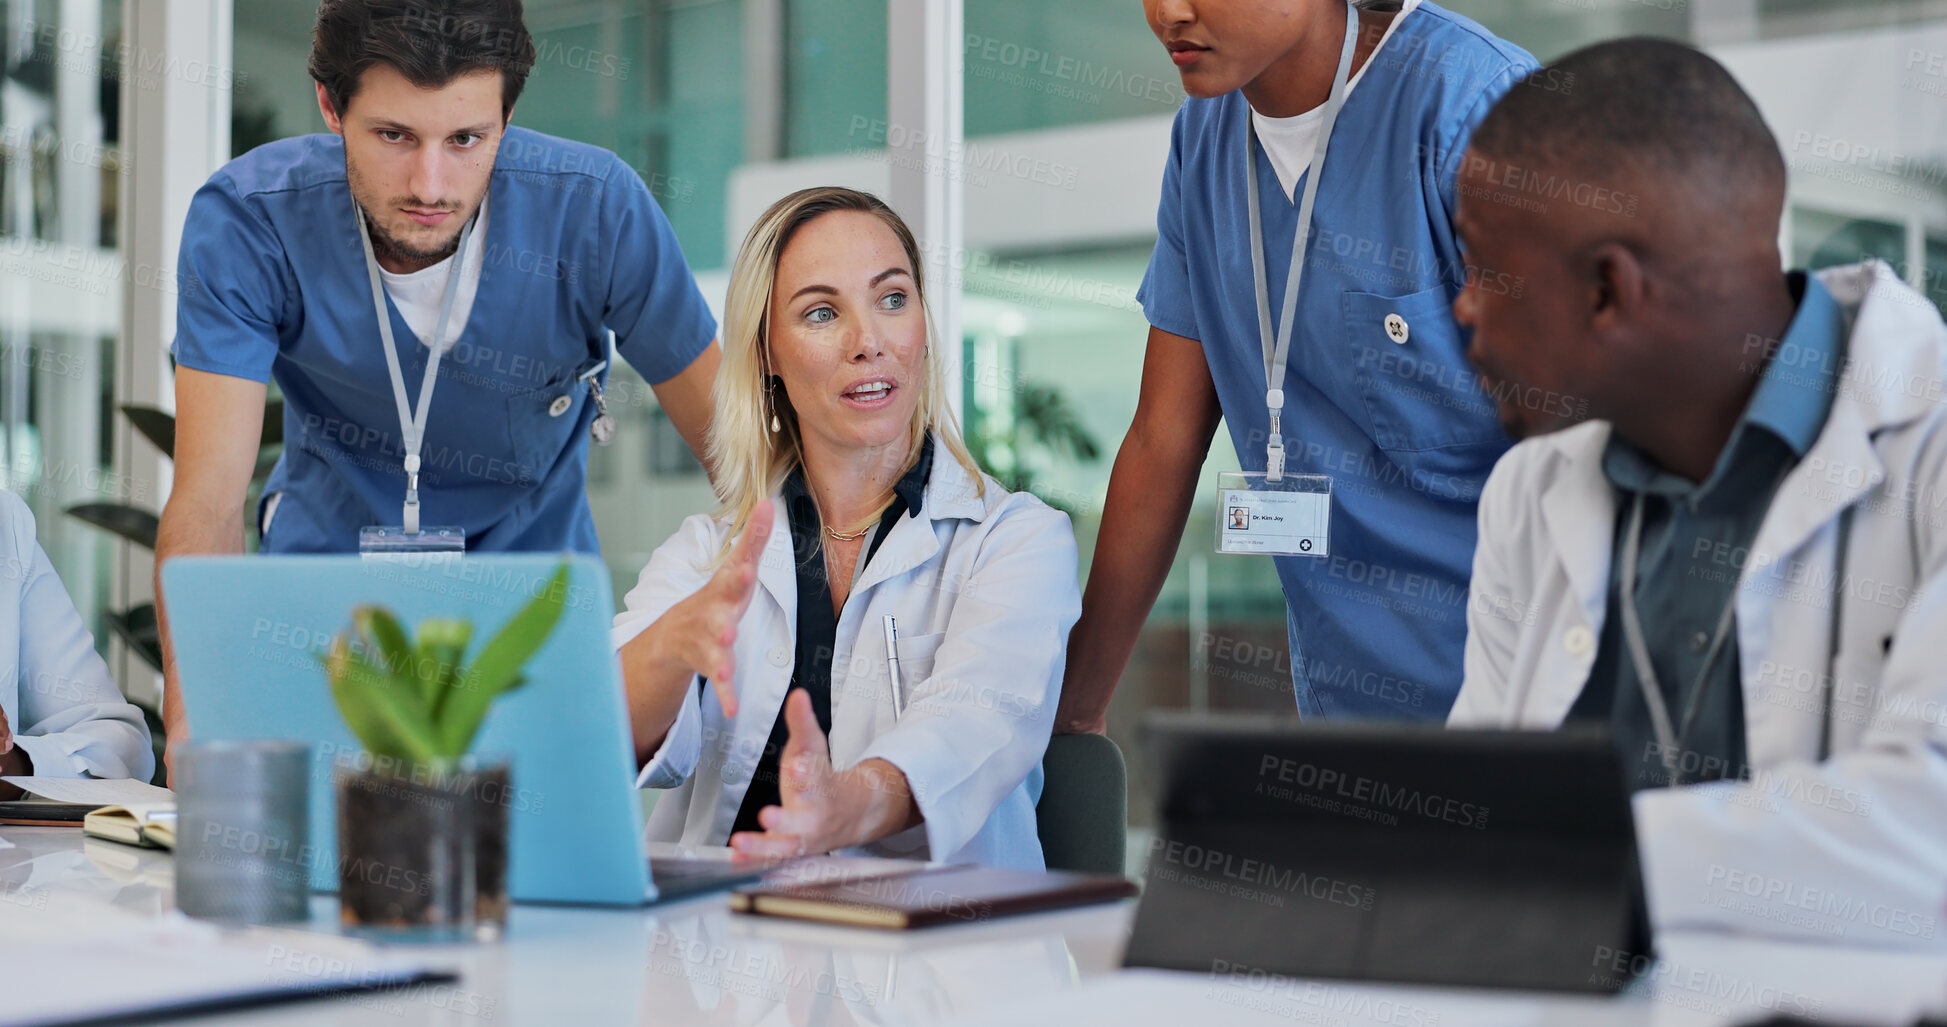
[321,645,403,758]
[354,606,413,681]
[105,603,164,674]
[66,504,160,550]
[119,404,176,459]
[434,561,570,755]
[324,634,440,763]
[414,618,472,716]
[261,398,284,447]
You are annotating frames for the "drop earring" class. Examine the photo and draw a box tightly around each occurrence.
[766,377,781,433]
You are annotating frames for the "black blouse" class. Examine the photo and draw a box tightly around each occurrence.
[730,437,935,834]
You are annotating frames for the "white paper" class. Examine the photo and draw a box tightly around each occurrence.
[645,841,736,862]
[2,777,174,806]
[0,909,443,1027]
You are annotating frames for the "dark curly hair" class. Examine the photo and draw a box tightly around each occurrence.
[309,0,537,119]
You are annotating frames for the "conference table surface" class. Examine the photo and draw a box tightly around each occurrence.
[5,825,1945,1027]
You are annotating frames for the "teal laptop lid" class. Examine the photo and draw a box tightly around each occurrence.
[162,554,653,906]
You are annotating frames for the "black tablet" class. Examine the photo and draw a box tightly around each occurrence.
[0,800,97,824]
[1124,711,1652,993]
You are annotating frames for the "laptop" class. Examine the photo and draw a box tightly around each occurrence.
[163,553,765,907]
[1124,711,1652,993]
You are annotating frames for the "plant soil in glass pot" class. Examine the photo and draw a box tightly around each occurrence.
[322,561,568,940]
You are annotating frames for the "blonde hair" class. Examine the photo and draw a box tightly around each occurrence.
[706,187,984,553]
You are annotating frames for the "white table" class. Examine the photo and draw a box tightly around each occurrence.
[4,825,1944,1026]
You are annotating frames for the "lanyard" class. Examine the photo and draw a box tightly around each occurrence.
[1245,0,1358,483]
[1616,457,1799,784]
[1617,491,1740,786]
[354,206,478,534]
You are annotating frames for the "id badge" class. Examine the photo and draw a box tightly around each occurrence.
[1215,471,1330,556]
[359,525,466,562]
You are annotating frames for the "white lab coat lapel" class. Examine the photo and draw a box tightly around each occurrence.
[852,442,988,599]
[753,494,798,620]
[1529,425,1618,723]
[1540,426,1616,632]
[1741,261,1901,572]
[827,442,988,759]
[1734,262,1936,766]
[1734,397,1878,769]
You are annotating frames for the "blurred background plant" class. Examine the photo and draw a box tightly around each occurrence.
[965,379,1100,516]
[63,393,282,784]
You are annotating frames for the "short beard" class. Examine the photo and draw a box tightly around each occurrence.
[361,208,464,264]
[346,152,468,265]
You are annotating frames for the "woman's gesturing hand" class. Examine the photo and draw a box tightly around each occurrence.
[651,502,775,719]
[729,689,920,861]
[622,501,776,740]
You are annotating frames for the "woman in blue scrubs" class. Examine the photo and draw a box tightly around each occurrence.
[1058,0,1540,730]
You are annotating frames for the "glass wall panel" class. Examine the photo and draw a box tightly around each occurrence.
[1927,235,1947,317]
[1791,208,1907,271]
[233,0,741,267]
[1,0,125,658]
[782,0,883,157]
[963,0,1184,136]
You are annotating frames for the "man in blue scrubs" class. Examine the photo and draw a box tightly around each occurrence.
[154,0,720,761]
[1057,0,1538,730]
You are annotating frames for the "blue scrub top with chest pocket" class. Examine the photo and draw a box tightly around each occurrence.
[1138,3,1537,719]
[173,126,717,554]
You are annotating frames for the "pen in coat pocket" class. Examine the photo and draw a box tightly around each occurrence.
[883,615,904,721]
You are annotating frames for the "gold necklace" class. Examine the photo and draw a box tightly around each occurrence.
[824,522,873,542]
[815,484,896,544]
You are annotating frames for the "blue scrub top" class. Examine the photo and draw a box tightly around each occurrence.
[1138,3,1536,720]
[173,126,717,555]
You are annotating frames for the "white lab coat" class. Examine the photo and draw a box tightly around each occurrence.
[0,490,153,781]
[613,438,1079,870]
[1452,261,1947,946]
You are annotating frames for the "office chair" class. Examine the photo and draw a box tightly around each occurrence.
[1035,732,1128,875]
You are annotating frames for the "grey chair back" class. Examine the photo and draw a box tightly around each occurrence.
[1035,732,1128,875]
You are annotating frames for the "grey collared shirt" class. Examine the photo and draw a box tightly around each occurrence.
[1571,273,1845,791]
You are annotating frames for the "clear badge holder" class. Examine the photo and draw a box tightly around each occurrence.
[1215,471,1331,556]
[359,525,466,563]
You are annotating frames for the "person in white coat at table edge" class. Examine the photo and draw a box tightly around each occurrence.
[1448,39,1947,944]
[0,490,153,796]
[612,187,1081,869]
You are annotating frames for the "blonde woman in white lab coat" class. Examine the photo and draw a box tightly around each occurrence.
[613,187,1079,870]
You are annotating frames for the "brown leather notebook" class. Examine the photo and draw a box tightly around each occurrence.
[729,865,1138,929]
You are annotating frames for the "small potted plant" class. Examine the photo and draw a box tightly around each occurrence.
[321,562,567,940]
